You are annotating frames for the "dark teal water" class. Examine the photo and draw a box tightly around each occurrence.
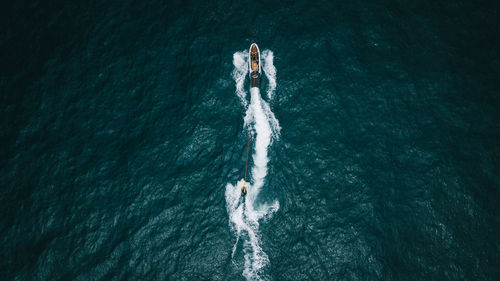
[1,1,499,280]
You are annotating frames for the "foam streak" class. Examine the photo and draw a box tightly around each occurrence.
[261,50,277,100]
[226,50,280,281]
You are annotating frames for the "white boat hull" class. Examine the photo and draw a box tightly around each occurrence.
[249,43,261,88]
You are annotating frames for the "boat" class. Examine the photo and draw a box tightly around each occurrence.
[248,43,261,88]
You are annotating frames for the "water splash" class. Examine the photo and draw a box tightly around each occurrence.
[261,50,276,100]
[232,51,249,107]
[226,50,280,281]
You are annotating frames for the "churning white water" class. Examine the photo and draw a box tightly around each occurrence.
[225,50,280,281]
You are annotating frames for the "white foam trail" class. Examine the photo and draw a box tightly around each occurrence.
[248,88,271,194]
[226,50,280,281]
[233,51,249,107]
[261,97,281,141]
[261,50,277,100]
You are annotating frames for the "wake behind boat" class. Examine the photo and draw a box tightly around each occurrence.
[241,43,261,197]
[249,43,261,88]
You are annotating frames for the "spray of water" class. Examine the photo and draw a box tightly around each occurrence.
[232,51,249,107]
[261,50,276,100]
[225,50,280,281]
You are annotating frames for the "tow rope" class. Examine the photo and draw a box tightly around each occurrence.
[241,129,250,197]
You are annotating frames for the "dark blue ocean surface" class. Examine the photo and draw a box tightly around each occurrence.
[1,1,499,280]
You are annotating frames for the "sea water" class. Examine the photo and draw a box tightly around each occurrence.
[1,1,499,280]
